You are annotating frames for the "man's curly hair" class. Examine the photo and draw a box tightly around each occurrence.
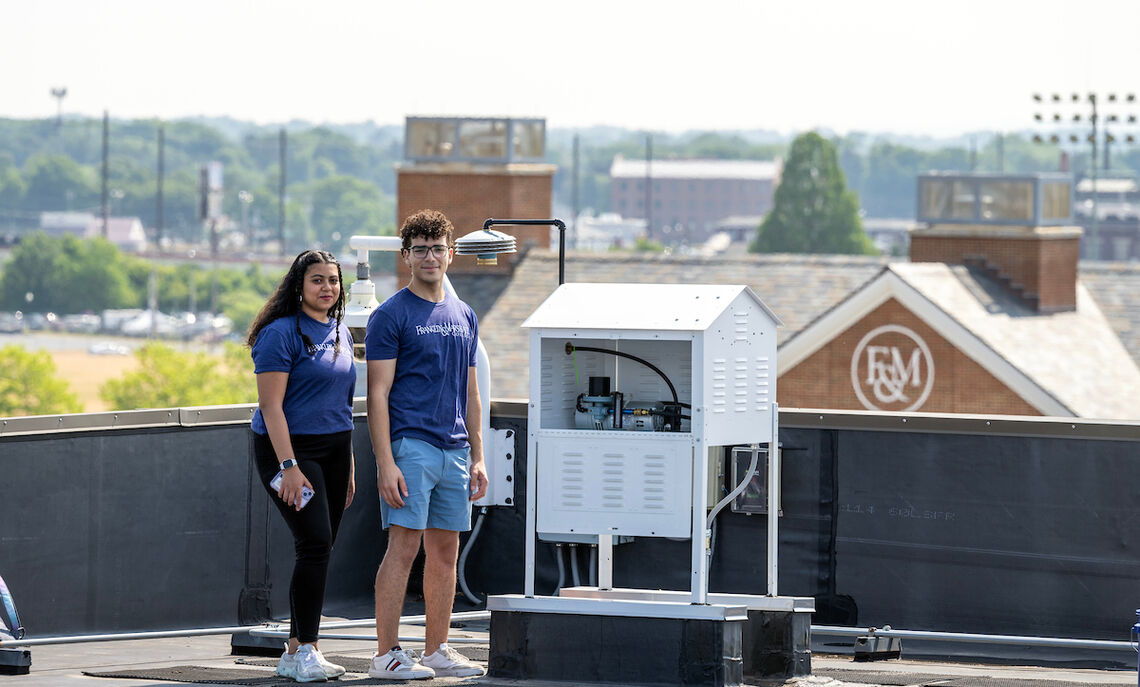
[400,209,454,250]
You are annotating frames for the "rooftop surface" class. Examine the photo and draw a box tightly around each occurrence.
[10,622,1136,687]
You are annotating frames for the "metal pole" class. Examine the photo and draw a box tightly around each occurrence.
[278,128,286,254]
[813,624,1138,652]
[571,134,579,250]
[0,612,491,648]
[767,402,779,596]
[101,110,109,238]
[481,218,566,285]
[644,134,653,240]
[156,124,164,249]
[1090,95,1099,260]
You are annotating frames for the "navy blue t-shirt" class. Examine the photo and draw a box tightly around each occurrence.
[365,288,478,449]
[250,313,356,435]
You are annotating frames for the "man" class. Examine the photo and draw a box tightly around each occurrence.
[364,209,489,680]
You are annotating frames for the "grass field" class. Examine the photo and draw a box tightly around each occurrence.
[51,350,140,413]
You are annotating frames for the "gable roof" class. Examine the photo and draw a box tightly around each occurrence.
[521,283,781,332]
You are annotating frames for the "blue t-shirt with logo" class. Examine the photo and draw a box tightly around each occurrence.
[365,288,478,449]
[250,313,356,435]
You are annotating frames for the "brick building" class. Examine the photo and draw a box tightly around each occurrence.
[609,157,780,244]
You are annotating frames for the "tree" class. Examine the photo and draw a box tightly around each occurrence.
[99,342,256,410]
[307,175,390,253]
[0,153,26,210]
[751,132,875,255]
[21,154,97,212]
[0,345,82,417]
[0,233,135,313]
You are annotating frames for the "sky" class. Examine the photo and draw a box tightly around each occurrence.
[4,0,1140,138]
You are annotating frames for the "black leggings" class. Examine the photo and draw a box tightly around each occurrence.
[253,430,352,644]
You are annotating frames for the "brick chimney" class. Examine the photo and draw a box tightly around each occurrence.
[394,116,555,285]
[912,173,1081,313]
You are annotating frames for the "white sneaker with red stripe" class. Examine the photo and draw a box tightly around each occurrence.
[368,647,434,680]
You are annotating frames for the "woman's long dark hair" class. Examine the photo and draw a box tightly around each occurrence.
[247,249,346,359]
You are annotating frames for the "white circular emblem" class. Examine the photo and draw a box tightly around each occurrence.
[850,324,935,412]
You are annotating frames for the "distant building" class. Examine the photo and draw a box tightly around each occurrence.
[712,215,764,244]
[39,212,148,252]
[572,213,647,251]
[862,217,916,256]
[1073,175,1140,260]
[40,211,94,238]
[89,217,147,253]
[609,157,780,244]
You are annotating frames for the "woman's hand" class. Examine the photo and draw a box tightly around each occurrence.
[278,466,314,511]
[345,468,356,510]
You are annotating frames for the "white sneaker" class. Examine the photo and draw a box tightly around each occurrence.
[421,643,485,678]
[311,647,346,679]
[275,645,297,679]
[368,647,435,680]
[293,644,328,682]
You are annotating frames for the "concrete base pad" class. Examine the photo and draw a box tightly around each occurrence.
[0,647,32,675]
[557,588,813,679]
[490,604,744,686]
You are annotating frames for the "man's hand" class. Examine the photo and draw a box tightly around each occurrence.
[469,461,488,502]
[378,462,408,508]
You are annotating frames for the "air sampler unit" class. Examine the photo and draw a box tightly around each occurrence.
[519,282,786,601]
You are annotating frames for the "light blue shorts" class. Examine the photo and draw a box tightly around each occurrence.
[381,437,472,532]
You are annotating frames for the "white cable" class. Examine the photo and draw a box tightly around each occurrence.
[554,544,566,595]
[569,543,582,587]
[457,508,487,605]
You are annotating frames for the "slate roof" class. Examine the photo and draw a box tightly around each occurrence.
[1078,261,1140,366]
[476,251,1140,419]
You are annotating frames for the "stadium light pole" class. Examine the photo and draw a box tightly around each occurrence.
[1032,92,1137,260]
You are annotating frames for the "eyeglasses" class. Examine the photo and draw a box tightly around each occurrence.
[407,244,451,259]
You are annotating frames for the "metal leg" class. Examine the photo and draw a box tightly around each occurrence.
[598,534,613,590]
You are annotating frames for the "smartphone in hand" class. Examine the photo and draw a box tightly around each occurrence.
[270,470,314,509]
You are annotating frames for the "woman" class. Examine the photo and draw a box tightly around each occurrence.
[247,249,356,682]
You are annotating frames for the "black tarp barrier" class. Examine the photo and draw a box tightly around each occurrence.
[1,412,1137,645]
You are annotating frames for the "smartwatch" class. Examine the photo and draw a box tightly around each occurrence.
[279,458,298,471]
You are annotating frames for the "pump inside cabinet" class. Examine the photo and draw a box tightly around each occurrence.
[566,343,689,432]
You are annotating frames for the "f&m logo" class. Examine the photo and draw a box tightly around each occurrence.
[849,324,935,412]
